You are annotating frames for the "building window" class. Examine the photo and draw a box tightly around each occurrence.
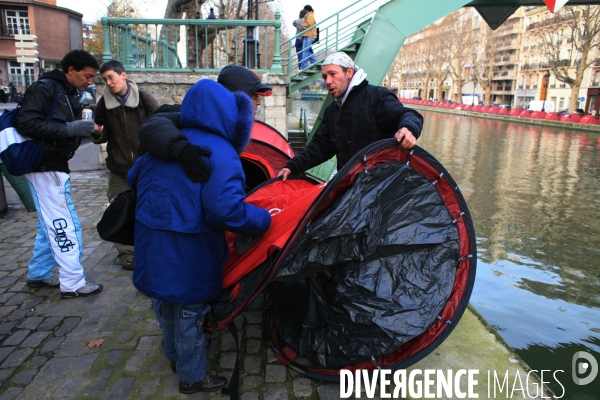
[9,61,34,87]
[558,97,565,110]
[5,10,30,36]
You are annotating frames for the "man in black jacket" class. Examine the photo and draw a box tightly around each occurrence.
[92,60,159,270]
[279,51,423,180]
[17,50,103,299]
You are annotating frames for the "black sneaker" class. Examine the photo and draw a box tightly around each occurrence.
[61,282,103,299]
[27,275,60,288]
[179,375,227,394]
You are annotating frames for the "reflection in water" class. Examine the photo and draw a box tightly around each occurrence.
[291,102,600,399]
[418,111,600,400]
[288,98,325,127]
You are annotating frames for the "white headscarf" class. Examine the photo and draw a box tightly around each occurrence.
[322,52,357,70]
[323,52,367,106]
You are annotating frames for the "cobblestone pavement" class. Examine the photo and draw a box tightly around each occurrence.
[0,170,356,400]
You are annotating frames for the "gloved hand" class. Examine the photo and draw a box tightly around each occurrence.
[234,234,260,255]
[66,120,95,137]
[178,143,212,183]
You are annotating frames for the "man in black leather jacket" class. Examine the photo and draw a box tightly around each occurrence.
[17,50,103,299]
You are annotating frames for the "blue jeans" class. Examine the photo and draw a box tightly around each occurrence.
[151,298,210,384]
[299,37,317,69]
[295,38,303,63]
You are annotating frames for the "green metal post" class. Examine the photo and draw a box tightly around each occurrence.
[126,23,134,67]
[169,42,176,67]
[162,36,168,67]
[101,17,112,62]
[121,27,128,67]
[270,12,282,73]
[145,33,151,68]
[336,14,339,52]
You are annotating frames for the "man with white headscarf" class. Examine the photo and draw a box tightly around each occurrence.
[279,52,423,180]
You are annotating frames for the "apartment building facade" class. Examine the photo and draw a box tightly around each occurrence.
[517,6,593,111]
[487,9,524,107]
[395,5,599,111]
[0,0,83,91]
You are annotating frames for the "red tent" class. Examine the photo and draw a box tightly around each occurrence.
[208,138,477,383]
[240,121,295,190]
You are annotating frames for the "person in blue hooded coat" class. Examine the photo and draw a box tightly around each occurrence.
[127,79,271,394]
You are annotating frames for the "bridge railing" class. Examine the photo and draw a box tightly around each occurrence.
[280,0,390,78]
[100,13,283,73]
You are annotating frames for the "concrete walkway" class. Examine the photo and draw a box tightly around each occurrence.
[0,156,552,399]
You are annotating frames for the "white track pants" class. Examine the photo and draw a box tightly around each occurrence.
[26,171,86,292]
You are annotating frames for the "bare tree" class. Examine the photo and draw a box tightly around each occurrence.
[400,18,461,101]
[396,43,421,98]
[418,24,449,100]
[384,61,400,93]
[159,0,242,68]
[431,25,451,100]
[417,45,432,100]
[535,5,600,112]
[471,21,500,106]
[84,0,144,59]
[158,0,284,68]
[445,9,478,102]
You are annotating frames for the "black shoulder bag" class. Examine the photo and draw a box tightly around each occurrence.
[96,157,144,246]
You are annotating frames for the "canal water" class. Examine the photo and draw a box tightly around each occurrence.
[293,100,600,399]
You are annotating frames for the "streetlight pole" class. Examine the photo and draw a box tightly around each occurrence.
[206,8,216,69]
[243,0,256,68]
[242,0,272,69]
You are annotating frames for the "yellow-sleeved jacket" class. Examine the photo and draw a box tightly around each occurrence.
[301,12,317,38]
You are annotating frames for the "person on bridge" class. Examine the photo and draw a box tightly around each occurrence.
[17,50,103,298]
[91,60,158,271]
[136,65,272,183]
[293,10,307,64]
[299,5,317,70]
[278,51,423,180]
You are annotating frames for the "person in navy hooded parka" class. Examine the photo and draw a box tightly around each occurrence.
[128,79,271,394]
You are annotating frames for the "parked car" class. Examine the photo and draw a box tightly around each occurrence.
[558,108,585,116]
[528,100,555,112]
[79,84,97,117]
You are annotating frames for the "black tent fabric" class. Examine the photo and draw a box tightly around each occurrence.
[209,137,476,381]
[267,160,459,368]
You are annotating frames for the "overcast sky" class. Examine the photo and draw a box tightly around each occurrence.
[57,0,356,36]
